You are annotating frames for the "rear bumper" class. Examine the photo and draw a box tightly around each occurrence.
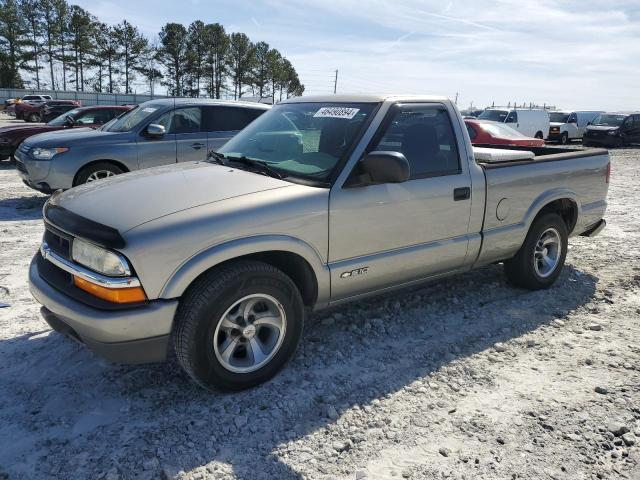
[29,255,178,364]
[579,219,606,237]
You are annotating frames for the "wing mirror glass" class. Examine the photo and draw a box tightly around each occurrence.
[147,123,166,138]
[64,115,75,126]
[358,151,410,185]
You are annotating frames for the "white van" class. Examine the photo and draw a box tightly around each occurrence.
[478,108,550,139]
[547,111,602,144]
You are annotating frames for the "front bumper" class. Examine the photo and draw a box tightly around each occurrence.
[582,135,620,147]
[29,255,178,363]
[0,146,13,158]
[14,147,55,192]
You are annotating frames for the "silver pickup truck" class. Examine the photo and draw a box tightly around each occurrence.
[29,95,609,390]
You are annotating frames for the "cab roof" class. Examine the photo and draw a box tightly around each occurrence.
[281,94,450,104]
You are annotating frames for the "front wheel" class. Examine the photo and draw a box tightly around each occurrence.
[534,131,544,139]
[504,213,568,290]
[74,162,124,186]
[28,112,41,123]
[173,260,305,391]
[560,132,569,145]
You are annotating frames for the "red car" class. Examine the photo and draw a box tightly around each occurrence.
[464,119,545,147]
[15,100,81,123]
[0,105,132,161]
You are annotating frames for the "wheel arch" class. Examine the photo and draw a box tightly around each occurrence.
[73,159,130,186]
[526,190,580,235]
[159,235,330,309]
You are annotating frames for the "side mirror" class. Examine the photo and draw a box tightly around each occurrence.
[64,115,75,126]
[146,123,166,138]
[358,151,410,185]
[568,118,577,124]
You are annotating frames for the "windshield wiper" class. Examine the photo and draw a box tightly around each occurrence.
[207,150,226,165]
[224,155,285,180]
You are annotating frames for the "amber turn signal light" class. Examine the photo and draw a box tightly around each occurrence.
[73,276,147,303]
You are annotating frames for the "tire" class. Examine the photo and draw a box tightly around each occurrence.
[28,112,41,123]
[504,213,568,290]
[173,260,305,391]
[560,132,569,145]
[74,161,124,186]
[534,131,544,139]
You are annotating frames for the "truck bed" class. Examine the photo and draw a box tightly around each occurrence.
[473,144,609,168]
[472,144,610,267]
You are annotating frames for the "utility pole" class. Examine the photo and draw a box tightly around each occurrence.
[334,69,338,94]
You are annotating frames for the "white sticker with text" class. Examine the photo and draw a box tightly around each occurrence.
[313,107,360,119]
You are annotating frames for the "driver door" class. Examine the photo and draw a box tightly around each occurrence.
[136,109,177,169]
[328,103,473,301]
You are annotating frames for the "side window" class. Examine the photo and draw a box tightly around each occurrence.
[75,111,99,124]
[203,106,258,132]
[169,107,201,134]
[622,116,633,129]
[466,124,477,140]
[154,111,173,130]
[633,115,640,127]
[505,111,518,123]
[568,113,577,124]
[371,105,461,179]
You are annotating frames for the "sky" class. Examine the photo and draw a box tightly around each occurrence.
[71,0,640,111]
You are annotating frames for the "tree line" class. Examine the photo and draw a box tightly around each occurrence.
[0,0,304,101]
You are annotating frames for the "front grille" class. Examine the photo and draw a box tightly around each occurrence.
[44,226,72,260]
[15,159,27,174]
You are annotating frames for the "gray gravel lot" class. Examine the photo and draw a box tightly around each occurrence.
[0,113,638,479]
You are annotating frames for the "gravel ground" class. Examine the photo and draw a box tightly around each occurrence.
[0,113,638,480]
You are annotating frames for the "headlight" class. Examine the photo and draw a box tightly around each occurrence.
[71,238,130,276]
[0,136,10,145]
[31,147,69,160]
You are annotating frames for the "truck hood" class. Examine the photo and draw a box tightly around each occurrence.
[0,124,60,135]
[586,125,618,132]
[53,161,294,233]
[23,127,121,148]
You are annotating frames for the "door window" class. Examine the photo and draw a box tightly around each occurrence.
[371,105,461,178]
[567,113,578,124]
[202,106,265,132]
[153,108,202,133]
[505,111,518,123]
[75,110,113,125]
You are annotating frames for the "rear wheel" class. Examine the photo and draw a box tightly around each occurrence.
[74,162,124,186]
[534,131,544,139]
[504,213,568,290]
[173,260,305,391]
[28,112,41,123]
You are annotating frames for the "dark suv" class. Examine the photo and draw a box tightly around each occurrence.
[583,112,640,148]
[0,105,131,161]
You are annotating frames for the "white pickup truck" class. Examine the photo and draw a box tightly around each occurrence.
[29,95,610,390]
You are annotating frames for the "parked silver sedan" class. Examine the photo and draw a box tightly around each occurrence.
[14,98,270,193]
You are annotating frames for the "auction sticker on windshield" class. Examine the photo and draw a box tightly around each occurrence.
[313,107,360,119]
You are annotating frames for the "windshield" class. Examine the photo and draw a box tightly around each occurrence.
[480,122,528,139]
[478,110,508,122]
[549,112,570,123]
[103,103,164,132]
[218,102,377,183]
[591,114,627,127]
[47,108,82,126]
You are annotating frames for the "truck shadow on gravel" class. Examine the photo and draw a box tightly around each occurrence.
[0,263,597,479]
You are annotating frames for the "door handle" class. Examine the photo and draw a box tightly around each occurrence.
[191,143,205,150]
[453,187,471,201]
